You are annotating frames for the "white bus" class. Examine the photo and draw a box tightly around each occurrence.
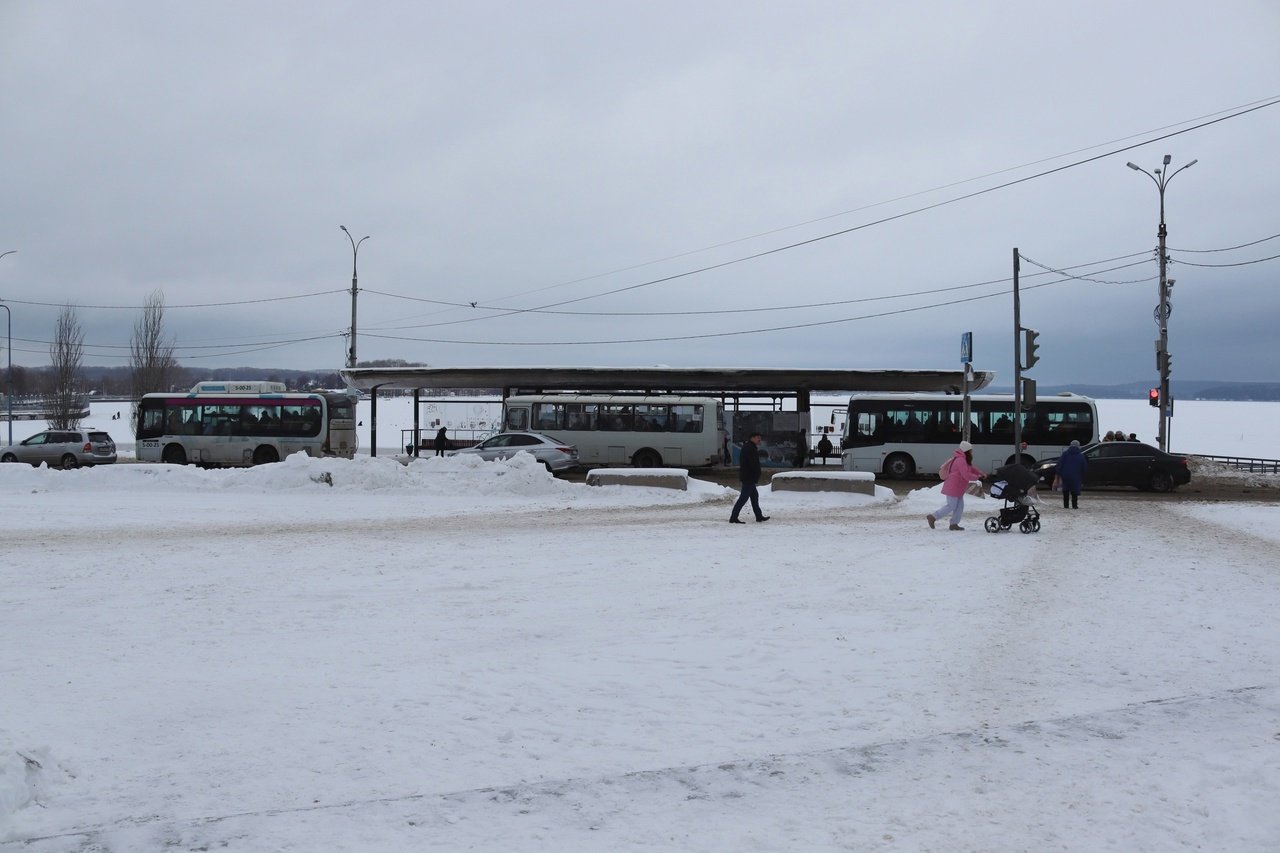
[136,381,358,466]
[502,394,724,468]
[840,392,1098,478]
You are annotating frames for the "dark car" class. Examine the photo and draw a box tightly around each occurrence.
[1033,441,1190,493]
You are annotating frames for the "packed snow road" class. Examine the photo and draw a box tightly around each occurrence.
[3,454,1279,851]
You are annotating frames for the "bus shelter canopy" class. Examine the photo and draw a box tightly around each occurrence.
[339,366,994,396]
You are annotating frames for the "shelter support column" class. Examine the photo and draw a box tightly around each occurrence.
[798,389,812,467]
[412,388,421,457]
[369,386,379,458]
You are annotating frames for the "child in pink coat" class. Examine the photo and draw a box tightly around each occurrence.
[927,441,986,531]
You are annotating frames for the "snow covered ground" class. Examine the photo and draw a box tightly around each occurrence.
[3,451,1280,851]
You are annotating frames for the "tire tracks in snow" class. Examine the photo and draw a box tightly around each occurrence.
[8,684,1273,850]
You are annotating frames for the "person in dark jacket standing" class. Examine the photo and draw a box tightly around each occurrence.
[1056,439,1087,509]
[435,425,451,457]
[729,432,770,524]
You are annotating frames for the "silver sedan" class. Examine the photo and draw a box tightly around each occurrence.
[450,432,580,473]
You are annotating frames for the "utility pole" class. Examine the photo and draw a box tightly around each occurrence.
[1012,248,1022,460]
[1127,155,1196,452]
[340,226,369,370]
[1,250,14,446]
[1011,248,1040,468]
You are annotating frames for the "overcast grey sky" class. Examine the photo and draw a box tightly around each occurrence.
[2,0,1278,386]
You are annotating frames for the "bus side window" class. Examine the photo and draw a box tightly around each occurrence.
[506,407,529,431]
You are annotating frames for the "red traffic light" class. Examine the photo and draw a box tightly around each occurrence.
[1148,388,1160,407]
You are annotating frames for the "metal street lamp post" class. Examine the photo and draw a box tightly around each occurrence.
[339,226,369,370]
[1126,155,1196,452]
[1,249,15,446]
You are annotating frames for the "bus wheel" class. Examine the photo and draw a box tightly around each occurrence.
[252,445,280,465]
[162,444,187,465]
[883,453,915,479]
[632,449,662,468]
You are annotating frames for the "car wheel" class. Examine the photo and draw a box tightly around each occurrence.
[252,445,280,465]
[543,461,556,475]
[883,453,915,479]
[61,454,79,469]
[1,453,17,463]
[632,448,662,468]
[162,444,188,465]
[1148,470,1174,493]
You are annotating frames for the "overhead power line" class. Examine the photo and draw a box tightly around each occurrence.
[402,95,1280,327]
[411,95,1280,315]
[1172,252,1280,268]
[358,266,1130,349]
[1017,254,1158,285]
[365,248,1158,327]
[1168,232,1280,253]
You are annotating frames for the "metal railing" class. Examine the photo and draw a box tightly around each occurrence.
[1186,454,1280,474]
[400,427,499,455]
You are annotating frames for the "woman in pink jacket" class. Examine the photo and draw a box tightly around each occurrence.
[927,440,986,531]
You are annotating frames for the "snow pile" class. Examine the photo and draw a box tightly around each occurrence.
[1187,457,1280,489]
[0,739,74,821]
[0,452,744,507]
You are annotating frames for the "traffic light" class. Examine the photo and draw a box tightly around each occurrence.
[1021,377,1037,409]
[1148,388,1160,407]
[1022,328,1040,370]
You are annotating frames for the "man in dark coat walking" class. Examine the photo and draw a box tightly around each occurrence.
[729,432,770,524]
[1056,439,1087,509]
[435,426,451,457]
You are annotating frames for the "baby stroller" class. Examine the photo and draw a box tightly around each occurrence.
[984,463,1042,534]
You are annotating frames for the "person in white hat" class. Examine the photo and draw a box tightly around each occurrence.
[926,440,986,531]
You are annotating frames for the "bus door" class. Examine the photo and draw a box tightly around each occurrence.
[324,394,358,456]
[504,404,530,431]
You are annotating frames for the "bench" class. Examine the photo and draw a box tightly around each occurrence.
[585,468,689,490]
[770,470,876,495]
[807,449,839,465]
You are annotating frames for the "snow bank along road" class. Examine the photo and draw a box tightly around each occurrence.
[2,456,1279,850]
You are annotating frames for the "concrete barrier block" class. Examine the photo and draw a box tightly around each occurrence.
[770,471,876,495]
[586,468,689,490]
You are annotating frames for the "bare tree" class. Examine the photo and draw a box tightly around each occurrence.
[130,290,178,423]
[46,304,85,429]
